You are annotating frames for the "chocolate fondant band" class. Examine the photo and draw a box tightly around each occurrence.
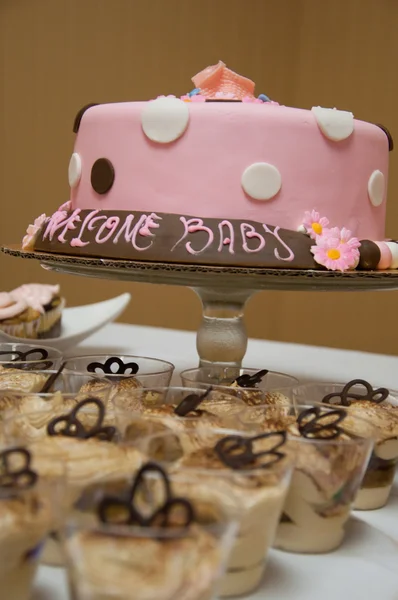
[34,210,317,269]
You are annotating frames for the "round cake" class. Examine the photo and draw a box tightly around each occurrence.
[23,61,396,272]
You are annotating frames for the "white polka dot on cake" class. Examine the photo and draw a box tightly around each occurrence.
[385,242,398,269]
[241,162,282,201]
[311,106,354,142]
[68,153,82,188]
[368,170,385,207]
[141,97,190,144]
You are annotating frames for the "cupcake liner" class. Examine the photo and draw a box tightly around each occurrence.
[0,313,42,339]
[38,297,66,339]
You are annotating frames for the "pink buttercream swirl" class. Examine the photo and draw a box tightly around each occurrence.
[22,214,47,250]
[10,284,60,314]
[0,284,60,320]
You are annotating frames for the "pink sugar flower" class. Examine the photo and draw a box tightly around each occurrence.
[311,227,360,271]
[302,210,330,240]
[22,213,47,250]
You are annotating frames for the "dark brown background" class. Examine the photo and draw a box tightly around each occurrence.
[1,0,398,354]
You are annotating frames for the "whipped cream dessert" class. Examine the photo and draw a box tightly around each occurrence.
[65,462,234,600]
[320,379,398,510]
[240,405,372,553]
[0,447,54,600]
[154,431,291,596]
[115,388,246,452]
[4,397,145,567]
[0,368,48,396]
[68,524,221,600]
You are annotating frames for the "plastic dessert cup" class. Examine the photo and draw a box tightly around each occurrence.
[62,465,239,600]
[0,444,63,600]
[237,401,374,553]
[180,366,298,389]
[3,399,146,568]
[136,428,293,596]
[292,381,398,510]
[65,354,175,387]
[0,372,114,422]
[0,343,63,371]
[111,386,247,448]
[180,367,297,405]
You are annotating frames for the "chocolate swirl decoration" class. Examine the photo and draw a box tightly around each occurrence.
[322,379,389,407]
[234,369,269,388]
[47,398,117,442]
[0,447,38,491]
[0,348,53,371]
[174,387,212,417]
[297,406,346,440]
[215,431,286,470]
[98,462,195,528]
[87,357,139,381]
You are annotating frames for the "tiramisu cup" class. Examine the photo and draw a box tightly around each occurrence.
[0,343,63,372]
[0,444,61,600]
[238,402,374,552]
[3,398,145,567]
[293,380,398,510]
[180,367,297,407]
[65,354,175,387]
[0,371,115,428]
[63,463,238,600]
[137,428,293,596]
[112,387,247,452]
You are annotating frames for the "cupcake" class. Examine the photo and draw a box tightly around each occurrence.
[0,284,65,339]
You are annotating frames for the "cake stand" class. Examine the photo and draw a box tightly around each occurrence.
[4,245,398,367]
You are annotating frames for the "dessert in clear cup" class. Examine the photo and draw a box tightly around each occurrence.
[237,400,374,552]
[137,427,293,596]
[293,379,398,510]
[0,284,65,339]
[3,396,146,567]
[0,444,59,600]
[0,342,63,373]
[65,354,175,388]
[63,462,238,600]
[180,366,297,406]
[112,386,247,450]
[0,369,114,421]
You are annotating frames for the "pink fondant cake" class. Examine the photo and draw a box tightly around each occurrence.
[24,61,395,271]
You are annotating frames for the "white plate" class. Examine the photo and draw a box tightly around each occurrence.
[0,293,131,353]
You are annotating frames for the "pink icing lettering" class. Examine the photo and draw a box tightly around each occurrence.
[87,215,107,231]
[240,224,265,253]
[95,217,121,244]
[113,215,135,244]
[218,221,235,254]
[71,238,88,248]
[70,210,99,247]
[262,224,294,262]
[172,217,214,255]
[138,213,162,237]
[130,215,156,251]
[58,209,82,243]
[43,209,81,243]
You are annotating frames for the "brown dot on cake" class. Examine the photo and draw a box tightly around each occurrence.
[375,124,394,151]
[205,99,242,102]
[91,158,115,195]
[73,103,99,133]
[358,240,381,270]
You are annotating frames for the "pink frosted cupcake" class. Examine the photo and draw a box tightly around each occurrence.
[0,284,65,339]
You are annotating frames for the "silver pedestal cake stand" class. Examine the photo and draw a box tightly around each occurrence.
[4,245,398,367]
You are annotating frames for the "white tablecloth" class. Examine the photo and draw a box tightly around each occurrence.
[33,323,398,600]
